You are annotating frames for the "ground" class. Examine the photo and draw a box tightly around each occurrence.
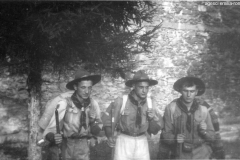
[0,118,240,160]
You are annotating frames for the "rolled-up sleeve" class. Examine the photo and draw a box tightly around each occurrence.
[162,104,176,145]
[102,102,114,128]
[91,98,102,124]
[204,111,216,142]
[102,97,122,138]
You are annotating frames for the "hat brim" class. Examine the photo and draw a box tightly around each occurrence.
[66,75,101,90]
[125,79,158,87]
[173,77,205,96]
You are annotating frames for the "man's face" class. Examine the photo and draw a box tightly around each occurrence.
[73,80,93,100]
[133,81,149,100]
[180,85,198,104]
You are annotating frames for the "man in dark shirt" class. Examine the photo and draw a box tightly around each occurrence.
[161,77,215,159]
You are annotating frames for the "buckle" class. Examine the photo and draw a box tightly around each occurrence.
[132,133,137,136]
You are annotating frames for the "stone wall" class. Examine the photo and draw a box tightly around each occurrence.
[1,1,240,160]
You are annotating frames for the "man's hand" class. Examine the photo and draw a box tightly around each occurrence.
[199,121,207,130]
[177,134,185,143]
[54,133,62,144]
[198,121,208,136]
[147,108,154,120]
[89,138,97,147]
[107,136,116,148]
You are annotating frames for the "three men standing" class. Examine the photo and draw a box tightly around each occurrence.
[39,67,222,160]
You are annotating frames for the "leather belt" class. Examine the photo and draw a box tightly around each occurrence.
[68,135,97,140]
[121,131,145,137]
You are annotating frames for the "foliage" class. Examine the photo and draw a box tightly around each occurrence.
[0,1,160,90]
[197,3,240,116]
[160,1,240,116]
[0,2,161,159]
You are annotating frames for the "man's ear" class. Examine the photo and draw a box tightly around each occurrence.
[73,83,77,90]
[132,84,136,90]
[195,89,199,95]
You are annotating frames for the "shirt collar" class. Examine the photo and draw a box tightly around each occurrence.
[71,91,90,109]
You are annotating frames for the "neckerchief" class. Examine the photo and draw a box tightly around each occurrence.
[176,97,199,132]
[71,92,90,130]
[128,91,147,128]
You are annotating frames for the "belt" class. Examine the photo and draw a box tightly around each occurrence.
[120,131,145,137]
[68,135,97,140]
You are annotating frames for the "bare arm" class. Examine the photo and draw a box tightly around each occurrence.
[103,97,122,139]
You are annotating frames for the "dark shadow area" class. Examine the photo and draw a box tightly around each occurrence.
[90,141,112,160]
[190,3,240,118]
[187,3,240,159]
[0,141,112,160]
[0,142,27,160]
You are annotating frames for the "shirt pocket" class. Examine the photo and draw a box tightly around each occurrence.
[121,110,130,117]
[120,110,130,127]
[64,107,79,124]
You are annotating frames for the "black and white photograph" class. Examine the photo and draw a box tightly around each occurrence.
[0,0,239,160]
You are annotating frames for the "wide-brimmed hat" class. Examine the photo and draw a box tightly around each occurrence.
[173,77,205,96]
[66,69,101,90]
[125,70,158,87]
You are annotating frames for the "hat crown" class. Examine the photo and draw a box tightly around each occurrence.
[66,68,101,90]
[125,70,158,87]
[74,69,90,80]
[132,70,149,80]
[173,77,205,96]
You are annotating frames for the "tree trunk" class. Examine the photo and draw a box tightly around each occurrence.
[28,89,42,160]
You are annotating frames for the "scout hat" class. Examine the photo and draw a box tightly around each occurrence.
[66,68,101,90]
[125,70,158,87]
[173,77,205,96]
